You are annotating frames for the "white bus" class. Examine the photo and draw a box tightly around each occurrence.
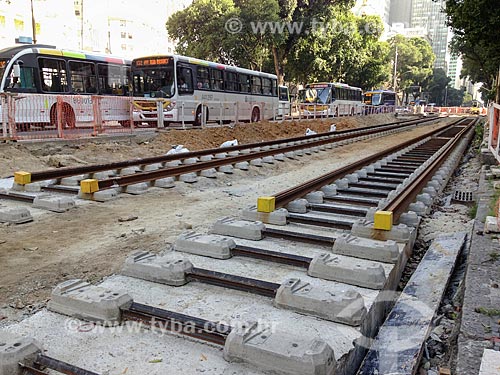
[0,44,131,130]
[298,82,363,117]
[131,55,279,126]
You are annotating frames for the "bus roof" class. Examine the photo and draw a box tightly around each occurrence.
[0,44,130,64]
[364,89,396,94]
[306,82,362,91]
[132,54,277,80]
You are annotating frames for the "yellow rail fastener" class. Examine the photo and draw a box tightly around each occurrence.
[374,211,393,231]
[257,196,276,213]
[14,171,31,185]
[80,179,99,194]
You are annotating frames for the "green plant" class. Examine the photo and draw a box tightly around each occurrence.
[469,203,478,218]
[475,307,500,317]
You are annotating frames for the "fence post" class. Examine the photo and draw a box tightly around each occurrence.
[56,96,63,138]
[157,100,165,128]
[181,102,185,129]
[1,94,7,139]
[92,95,102,136]
[234,102,238,125]
[220,102,223,126]
[6,94,17,139]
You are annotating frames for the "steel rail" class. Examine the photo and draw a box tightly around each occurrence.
[186,268,280,298]
[232,245,312,268]
[262,227,336,246]
[121,302,230,346]
[381,117,477,223]
[0,192,34,203]
[95,117,443,190]
[19,354,101,375]
[25,117,435,183]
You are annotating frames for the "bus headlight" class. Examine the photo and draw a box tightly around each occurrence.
[164,101,176,112]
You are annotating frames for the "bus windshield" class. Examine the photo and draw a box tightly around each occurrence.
[371,93,382,106]
[302,87,331,104]
[133,67,175,98]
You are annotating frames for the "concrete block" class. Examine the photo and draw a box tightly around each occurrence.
[198,168,216,178]
[287,199,309,213]
[224,321,336,375]
[124,182,149,195]
[274,153,285,162]
[174,231,235,259]
[408,201,427,215]
[305,191,324,204]
[250,158,263,167]
[0,331,42,375]
[32,195,75,213]
[228,151,240,157]
[479,349,500,375]
[179,173,198,183]
[154,177,175,188]
[235,161,249,170]
[121,251,193,286]
[11,182,45,192]
[142,163,163,172]
[165,160,182,167]
[345,174,359,183]
[242,207,288,226]
[48,279,132,325]
[183,157,199,165]
[484,216,500,233]
[295,150,304,157]
[356,169,368,178]
[60,174,86,186]
[416,193,433,206]
[93,189,118,201]
[320,184,337,198]
[351,219,411,243]
[200,155,213,162]
[399,211,419,227]
[274,278,366,326]
[215,152,227,159]
[0,207,33,224]
[262,156,275,164]
[91,171,112,179]
[210,217,265,240]
[422,186,438,197]
[218,165,234,174]
[308,253,386,289]
[335,178,349,190]
[250,147,261,152]
[240,149,251,155]
[284,151,297,159]
[119,167,140,176]
[332,233,399,263]
[303,148,313,155]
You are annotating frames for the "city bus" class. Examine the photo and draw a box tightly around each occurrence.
[298,82,363,117]
[363,89,397,107]
[130,55,279,126]
[278,85,291,118]
[0,44,131,129]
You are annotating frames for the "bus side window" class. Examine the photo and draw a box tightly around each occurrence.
[210,69,223,91]
[196,67,210,89]
[239,74,250,93]
[177,67,193,94]
[251,76,262,94]
[39,58,69,93]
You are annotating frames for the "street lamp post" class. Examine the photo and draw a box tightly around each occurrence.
[30,0,36,44]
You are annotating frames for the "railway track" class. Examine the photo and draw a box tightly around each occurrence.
[0,116,476,375]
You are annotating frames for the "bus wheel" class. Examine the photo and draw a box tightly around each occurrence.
[194,106,208,126]
[50,103,76,128]
[251,107,260,122]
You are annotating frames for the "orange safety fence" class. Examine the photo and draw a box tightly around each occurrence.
[488,103,500,163]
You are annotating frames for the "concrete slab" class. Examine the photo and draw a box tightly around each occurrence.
[358,232,467,375]
[262,156,275,164]
[174,231,235,259]
[308,253,386,290]
[200,168,217,178]
[165,160,182,167]
[122,251,193,286]
[142,163,163,172]
[32,195,75,212]
[321,185,337,198]
[274,153,285,162]
[250,159,263,167]
[332,233,399,263]
[479,349,500,375]
[223,322,337,375]
[274,278,366,326]
[218,165,234,174]
[200,155,213,162]
[242,207,288,226]
[210,217,265,240]
[60,174,87,186]
[284,151,297,159]
[47,279,132,325]
[119,167,140,176]
[179,173,198,183]
[351,219,411,243]
[287,199,309,213]
[215,152,227,159]
[235,162,250,170]
[0,331,41,375]
[305,191,324,204]
[183,157,199,165]
[0,207,33,224]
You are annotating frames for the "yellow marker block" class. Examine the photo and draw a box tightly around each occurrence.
[257,196,276,213]
[374,211,393,231]
[80,179,99,194]
[14,171,31,185]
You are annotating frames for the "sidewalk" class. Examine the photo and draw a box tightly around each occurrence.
[457,167,500,374]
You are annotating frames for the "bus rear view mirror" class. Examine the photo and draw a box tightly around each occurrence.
[13,63,21,78]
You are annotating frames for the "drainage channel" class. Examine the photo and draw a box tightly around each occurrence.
[0,117,476,375]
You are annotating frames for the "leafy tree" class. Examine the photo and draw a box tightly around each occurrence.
[426,68,451,105]
[446,87,466,106]
[389,35,435,103]
[445,0,500,102]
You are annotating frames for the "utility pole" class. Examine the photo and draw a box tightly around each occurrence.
[80,0,84,50]
[496,64,500,104]
[393,45,398,92]
[30,0,36,44]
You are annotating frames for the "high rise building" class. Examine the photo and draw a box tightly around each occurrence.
[389,0,412,28]
[410,0,449,70]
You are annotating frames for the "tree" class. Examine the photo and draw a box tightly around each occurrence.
[389,35,435,103]
[426,68,451,105]
[444,0,500,102]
